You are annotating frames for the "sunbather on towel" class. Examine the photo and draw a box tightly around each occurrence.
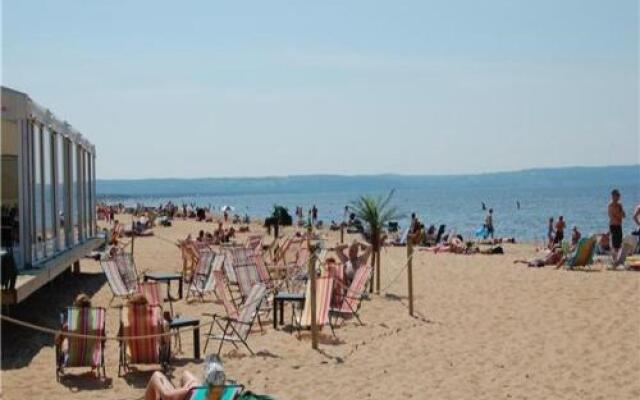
[513,248,563,267]
[145,370,200,400]
[420,235,467,254]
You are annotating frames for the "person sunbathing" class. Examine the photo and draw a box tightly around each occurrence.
[145,368,200,400]
[55,294,94,369]
[334,240,372,284]
[513,248,563,267]
[420,235,466,254]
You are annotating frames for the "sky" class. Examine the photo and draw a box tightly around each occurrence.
[2,0,638,179]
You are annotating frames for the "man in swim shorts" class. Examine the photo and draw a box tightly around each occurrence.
[608,189,626,263]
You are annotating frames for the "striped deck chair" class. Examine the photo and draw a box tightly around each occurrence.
[56,306,107,380]
[245,234,263,252]
[324,258,345,307]
[186,250,219,301]
[100,259,137,305]
[294,277,334,336]
[118,304,170,376]
[203,283,266,356]
[330,264,372,327]
[212,269,239,319]
[564,237,597,270]
[139,281,174,316]
[188,384,244,400]
[114,252,141,289]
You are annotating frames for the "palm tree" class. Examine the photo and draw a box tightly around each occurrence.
[350,190,402,293]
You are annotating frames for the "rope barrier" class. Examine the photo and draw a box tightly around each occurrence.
[379,250,416,292]
[0,313,214,341]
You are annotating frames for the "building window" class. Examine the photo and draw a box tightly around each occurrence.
[1,118,21,265]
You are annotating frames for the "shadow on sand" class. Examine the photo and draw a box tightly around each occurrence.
[1,270,107,370]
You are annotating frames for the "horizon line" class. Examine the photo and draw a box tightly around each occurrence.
[96,163,640,182]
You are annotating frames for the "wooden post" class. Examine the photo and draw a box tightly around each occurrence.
[307,236,318,350]
[407,235,414,317]
[72,260,80,274]
[340,224,344,244]
[375,248,381,294]
[369,249,376,294]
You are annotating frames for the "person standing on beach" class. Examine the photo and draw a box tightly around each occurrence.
[485,209,494,239]
[547,217,555,247]
[554,216,566,245]
[608,189,625,263]
[311,205,318,224]
[632,203,640,234]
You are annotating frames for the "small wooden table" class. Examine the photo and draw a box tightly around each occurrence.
[144,272,183,300]
[170,316,200,360]
[273,292,305,329]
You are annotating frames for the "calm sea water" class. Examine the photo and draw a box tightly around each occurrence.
[98,166,640,243]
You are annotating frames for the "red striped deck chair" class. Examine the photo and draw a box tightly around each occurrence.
[212,269,239,319]
[294,277,334,335]
[100,259,136,305]
[113,252,141,290]
[203,283,266,356]
[118,304,170,376]
[324,258,345,307]
[186,250,219,301]
[330,264,372,327]
[56,306,107,380]
[245,234,263,252]
[138,281,174,316]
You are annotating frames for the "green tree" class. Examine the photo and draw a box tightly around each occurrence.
[350,190,402,293]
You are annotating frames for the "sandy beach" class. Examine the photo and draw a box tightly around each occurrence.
[2,217,639,400]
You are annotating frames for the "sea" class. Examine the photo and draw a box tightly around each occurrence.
[97,165,640,244]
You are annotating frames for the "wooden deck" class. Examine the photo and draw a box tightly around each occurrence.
[1,237,103,305]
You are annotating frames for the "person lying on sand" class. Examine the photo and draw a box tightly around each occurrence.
[145,370,199,400]
[419,235,467,254]
[513,248,563,267]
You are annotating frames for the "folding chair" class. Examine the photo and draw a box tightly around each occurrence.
[56,306,106,381]
[203,283,267,356]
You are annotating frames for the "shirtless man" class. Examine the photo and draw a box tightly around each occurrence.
[633,203,640,232]
[608,189,625,263]
[334,239,372,284]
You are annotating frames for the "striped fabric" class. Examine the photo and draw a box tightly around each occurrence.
[194,250,215,277]
[139,281,162,307]
[213,270,238,318]
[245,235,263,251]
[336,264,372,314]
[234,265,261,299]
[189,251,217,297]
[325,260,345,307]
[121,304,164,364]
[253,252,273,287]
[114,252,139,292]
[64,307,106,368]
[234,283,266,338]
[299,277,334,327]
[101,259,132,297]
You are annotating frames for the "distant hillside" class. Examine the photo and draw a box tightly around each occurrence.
[96,165,640,198]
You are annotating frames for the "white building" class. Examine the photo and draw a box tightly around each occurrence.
[1,86,101,304]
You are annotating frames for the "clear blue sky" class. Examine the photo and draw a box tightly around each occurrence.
[2,0,638,179]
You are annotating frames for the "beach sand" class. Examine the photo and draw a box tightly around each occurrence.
[2,217,639,399]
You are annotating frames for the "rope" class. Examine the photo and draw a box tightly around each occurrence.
[379,249,416,292]
[0,313,214,341]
